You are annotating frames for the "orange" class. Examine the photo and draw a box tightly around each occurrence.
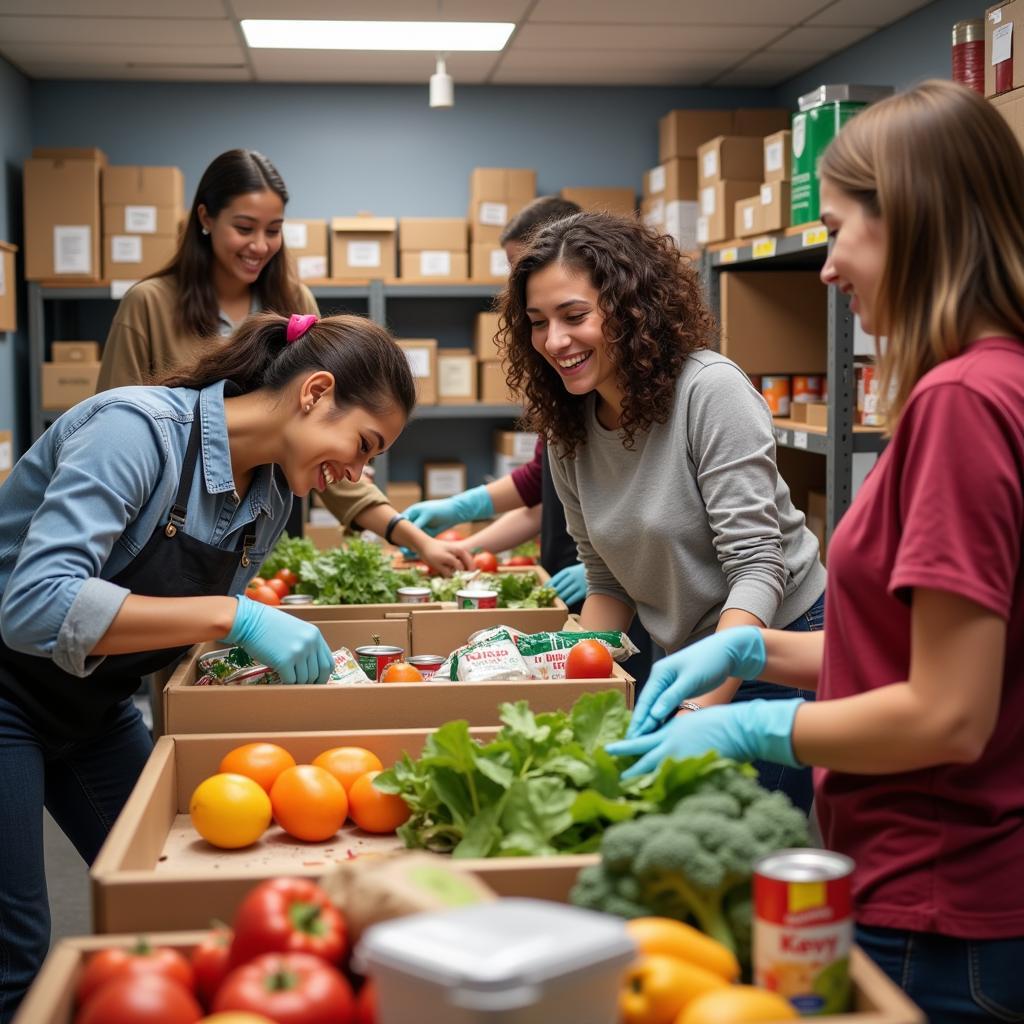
[312,746,384,794]
[347,771,411,834]
[626,918,740,982]
[270,764,348,842]
[219,742,297,793]
[189,773,272,849]
[676,985,798,1023]
[379,661,424,683]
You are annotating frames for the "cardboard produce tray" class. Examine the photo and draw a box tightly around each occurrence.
[90,729,597,934]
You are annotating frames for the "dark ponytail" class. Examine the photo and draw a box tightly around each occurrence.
[157,312,416,418]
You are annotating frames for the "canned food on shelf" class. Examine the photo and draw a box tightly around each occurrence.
[354,644,405,681]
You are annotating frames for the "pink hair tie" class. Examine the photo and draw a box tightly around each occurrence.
[286,313,318,344]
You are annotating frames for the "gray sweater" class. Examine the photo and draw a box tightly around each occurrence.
[548,350,826,654]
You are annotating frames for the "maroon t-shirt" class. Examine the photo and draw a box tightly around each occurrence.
[817,337,1024,939]
[509,439,544,507]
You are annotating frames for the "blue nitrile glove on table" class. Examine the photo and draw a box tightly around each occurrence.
[549,563,587,606]
[403,485,495,537]
[627,625,767,738]
[607,698,804,780]
[226,595,334,685]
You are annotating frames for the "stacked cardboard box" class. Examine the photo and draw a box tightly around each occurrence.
[0,241,16,332]
[986,1,1022,96]
[438,349,478,404]
[474,311,515,404]
[559,187,635,215]
[399,218,468,282]
[42,340,101,410]
[494,429,539,477]
[102,166,184,281]
[330,216,396,280]
[397,338,438,405]
[0,430,12,486]
[283,219,329,280]
[733,130,793,240]
[696,136,761,245]
[468,168,535,283]
[641,159,699,250]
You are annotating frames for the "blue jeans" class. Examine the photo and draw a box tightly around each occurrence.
[857,924,1024,1023]
[732,592,824,816]
[0,692,152,1023]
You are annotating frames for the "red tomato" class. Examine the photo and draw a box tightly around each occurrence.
[248,585,281,606]
[229,878,347,970]
[265,577,290,599]
[565,639,614,679]
[274,568,299,589]
[213,952,354,1024]
[246,577,266,590]
[504,555,535,566]
[355,980,377,1024]
[471,551,499,573]
[75,974,202,1024]
[76,943,195,1006]
[436,528,464,542]
[191,925,233,1009]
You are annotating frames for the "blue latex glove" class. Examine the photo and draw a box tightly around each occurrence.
[226,595,334,685]
[549,563,587,606]
[627,626,766,739]
[608,698,804,780]
[403,485,495,536]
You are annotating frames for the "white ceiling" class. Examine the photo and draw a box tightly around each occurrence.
[0,0,933,87]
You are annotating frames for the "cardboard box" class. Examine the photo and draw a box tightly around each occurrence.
[51,341,100,363]
[475,311,503,361]
[734,195,762,238]
[641,196,665,229]
[397,338,438,405]
[764,130,792,183]
[758,180,792,233]
[494,430,539,461]
[330,216,396,279]
[0,242,16,332]
[696,180,761,244]
[698,136,764,185]
[468,198,529,245]
[103,233,176,281]
[665,200,700,251]
[399,217,468,252]
[41,362,100,410]
[643,158,699,202]
[24,150,105,280]
[101,165,183,208]
[386,480,423,512]
[470,243,511,283]
[732,107,790,137]
[399,250,469,281]
[438,348,478,404]
[658,109,735,161]
[480,360,515,404]
[423,461,467,499]
[720,272,828,374]
[992,84,1024,148]
[283,218,329,280]
[0,430,12,486]
[559,187,636,215]
[987,2,1023,96]
[469,167,537,202]
[304,523,345,550]
[806,401,829,429]
[102,203,180,237]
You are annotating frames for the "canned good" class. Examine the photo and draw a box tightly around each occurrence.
[855,362,883,426]
[280,594,314,605]
[791,375,824,403]
[397,587,432,604]
[355,644,405,682]
[408,655,444,679]
[761,375,791,417]
[754,849,855,1016]
[456,589,498,610]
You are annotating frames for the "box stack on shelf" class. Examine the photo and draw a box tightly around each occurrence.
[559,186,636,215]
[988,3,1024,146]
[467,167,535,283]
[493,429,538,477]
[475,310,510,404]
[283,218,329,281]
[0,241,16,332]
[398,217,469,282]
[330,215,397,280]
[41,340,101,412]
[396,338,438,405]
[697,135,762,245]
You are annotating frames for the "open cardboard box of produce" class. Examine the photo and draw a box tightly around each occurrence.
[163,615,633,735]
[90,728,597,934]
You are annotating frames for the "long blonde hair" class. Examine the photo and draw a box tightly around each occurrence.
[820,79,1024,423]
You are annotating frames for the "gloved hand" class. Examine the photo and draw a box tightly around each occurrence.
[226,595,334,685]
[403,485,495,536]
[550,563,587,606]
[607,698,804,780]
[627,626,766,739]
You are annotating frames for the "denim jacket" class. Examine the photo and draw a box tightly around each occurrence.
[0,380,290,676]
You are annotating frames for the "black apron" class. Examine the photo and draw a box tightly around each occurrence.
[0,401,257,739]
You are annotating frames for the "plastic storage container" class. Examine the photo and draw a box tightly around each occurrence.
[356,898,636,1024]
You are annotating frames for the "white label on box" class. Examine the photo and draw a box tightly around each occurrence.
[489,249,511,277]
[347,240,381,268]
[761,184,774,205]
[512,432,538,460]
[403,347,432,378]
[297,255,327,279]
[283,222,309,249]
[765,140,784,173]
[993,22,1013,64]
[110,280,137,299]
[696,216,709,245]
[124,205,157,233]
[990,8,1003,23]
[700,186,716,216]
[439,357,473,396]
[427,468,464,498]
[648,164,666,194]
[642,197,665,226]
[742,205,755,230]
[702,150,717,179]
[110,235,142,263]
[794,431,809,449]
[420,250,452,276]
[666,201,700,250]
[479,201,508,226]
[54,226,91,275]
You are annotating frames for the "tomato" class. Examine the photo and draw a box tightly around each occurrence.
[190,773,272,849]
[75,973,202,1024]
[504,555,535,566]
[625,918,739,982]
[192,926,234,1009]
[355,980,377,1024]
[347,771,410,834]
[436,528,464,542]
[270,765,348,842]
[471,550,499,572]
[379,661,423,684]
[248,585,281,606]
[76,942,195,1006]
[274,569,299,589]
[312,747,384,794]
[219,743,297,794]
[620,954,727,1024]
[246,577,266,590]
[565,638,614,679]
[265,577,290,599]
[213,952,355,1024]
[201,1015,276,1023]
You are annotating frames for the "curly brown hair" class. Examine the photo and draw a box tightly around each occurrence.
[497,212,716,455]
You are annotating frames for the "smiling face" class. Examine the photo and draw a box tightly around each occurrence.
[199,189,284,289]
[819,177,888,335]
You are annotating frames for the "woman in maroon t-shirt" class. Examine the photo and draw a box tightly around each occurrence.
[608,80,1024,1021]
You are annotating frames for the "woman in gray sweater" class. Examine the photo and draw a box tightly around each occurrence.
[498,212,826,812]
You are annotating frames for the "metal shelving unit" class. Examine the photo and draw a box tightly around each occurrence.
[700,228,886,539]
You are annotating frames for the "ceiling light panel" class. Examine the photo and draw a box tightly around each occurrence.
[241,19,514,51]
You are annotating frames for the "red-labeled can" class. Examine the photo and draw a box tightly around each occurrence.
[355,644,404,682]
[456,589,497,610]
[754,849,855,1016]
[408,654,444,679]
[397,586,432,604]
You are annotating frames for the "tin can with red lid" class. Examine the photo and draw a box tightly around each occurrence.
[408,654,444,679]
[355,644,404,682]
